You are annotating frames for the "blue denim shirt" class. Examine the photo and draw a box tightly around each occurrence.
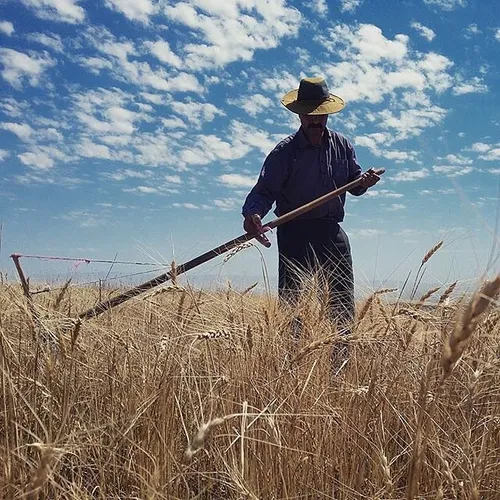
[242,127,366,222]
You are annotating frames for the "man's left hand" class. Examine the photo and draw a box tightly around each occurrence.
[360,168,381,188]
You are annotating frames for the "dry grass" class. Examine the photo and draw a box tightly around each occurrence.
[1,270,500,499]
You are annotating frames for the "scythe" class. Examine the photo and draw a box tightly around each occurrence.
[71,169,384,320]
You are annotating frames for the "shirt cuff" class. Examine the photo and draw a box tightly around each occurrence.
[349,185,367,196]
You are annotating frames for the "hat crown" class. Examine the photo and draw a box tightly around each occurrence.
[297,77,329,102]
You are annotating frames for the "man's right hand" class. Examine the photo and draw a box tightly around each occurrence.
[243,214,271,248]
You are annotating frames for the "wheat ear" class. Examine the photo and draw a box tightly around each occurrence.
[441,276,500,380]
[418,286,441,304]
[438,281,458,306]
[421,240,443,266]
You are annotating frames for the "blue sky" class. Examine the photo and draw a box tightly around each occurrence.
[0,0,499,294]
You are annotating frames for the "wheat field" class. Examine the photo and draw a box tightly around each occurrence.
[1,263,500,499]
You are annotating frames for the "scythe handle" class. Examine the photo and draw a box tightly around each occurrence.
[78,168,385,320]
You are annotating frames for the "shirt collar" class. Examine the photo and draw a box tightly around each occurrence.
[296,126,330,150]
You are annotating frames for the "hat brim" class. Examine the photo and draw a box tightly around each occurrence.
[281,89,345,115]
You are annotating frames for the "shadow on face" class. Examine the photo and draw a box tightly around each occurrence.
[300,114,328,146]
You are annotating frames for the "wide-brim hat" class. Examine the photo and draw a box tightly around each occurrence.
[281,76,345,115]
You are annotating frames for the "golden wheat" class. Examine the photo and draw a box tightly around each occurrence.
[1,273,500,499]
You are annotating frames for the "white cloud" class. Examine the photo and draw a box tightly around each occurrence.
[144,40,182,68]
[133,134,180,167]
[57,209,110,226]
[489,168,500,175]
[350,228,385,238]
[465,24,481,37]
[161,117,188,129]
[383,150,419,163]
[104,0,157,22]
[219,173,256,188]
[18,151,55,170]
[171,101,225,126]
[134,186,160,194]
[104,168,152,181]
[0,21,15,36]
[480,148,500,161]
[17,145,72,169]
[20,0,85,23]
[432,165,474,177]
[0,48,55,89]
[323,24,408,63]
[453,76,488,95]
[213,198,242,211]
[141,92,163,105]
[165,73,203,93]
[418,52,454,92]
[26,32,64,52]
[307,0,328,16]
[165,175,182,184]
[411,22,436,41]
[78,56,114,75]
[0,98,29,118]
[73,90,152,139]
[172,202,200,209]
[317,24,455,110]
[364,189,404,199]
[15,172,86,187]
[388,203,406,211]
[0,122,34,141]
[77,140,112,159]
[496,29,500,42]
[424,0,467,10]
[466,141,500,161]
[230,121,276,154]
[353,133,419,162]
[439,153,472,165]
[81,28,203,93]
[470,142,492,153]
[164,1,301,70]
[261,70,299,96]
[377,106,447,140]
[391,169,430,182]
[340,0,363,13]
[0,149,10,161]
[233,93,273,117]
[181,134,250,165]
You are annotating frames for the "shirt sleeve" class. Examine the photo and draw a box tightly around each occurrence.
[242,149,284,219]
[346,140,367,196]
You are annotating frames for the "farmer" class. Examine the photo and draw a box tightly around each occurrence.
[242,76,380,338]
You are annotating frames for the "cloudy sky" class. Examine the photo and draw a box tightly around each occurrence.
[0,0,499,292]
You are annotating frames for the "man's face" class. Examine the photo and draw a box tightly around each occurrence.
[300,114,328,146]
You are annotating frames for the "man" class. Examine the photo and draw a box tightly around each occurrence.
[242,76,380,337]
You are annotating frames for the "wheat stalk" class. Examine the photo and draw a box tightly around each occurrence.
[441,276,500,380]
[288,334,345,366]
[357,288,397,323]
[26,443,65,499]
[183,414,243,462]
[53,278,72,311]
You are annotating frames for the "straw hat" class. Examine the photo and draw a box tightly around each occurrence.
[281,77,345,115]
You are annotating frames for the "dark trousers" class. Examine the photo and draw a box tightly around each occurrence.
[277,219,355,332]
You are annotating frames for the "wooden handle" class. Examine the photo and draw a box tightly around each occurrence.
[267,167,386,229]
